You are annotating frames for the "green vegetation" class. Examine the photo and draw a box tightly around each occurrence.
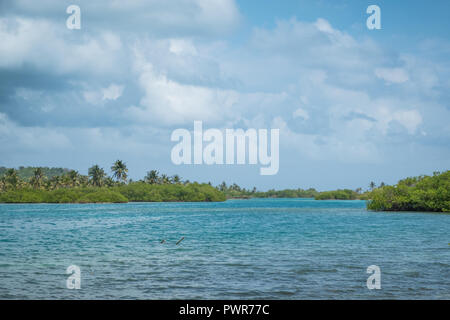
[0,166,69,181]
[0,188,128,203]
[0,161,225,203]
[313,183,378,200]
[1,162,447,210]
[114,182,225,202]
[216,181,318,199]
[314,189,360,200]
[0,183,224,204]
[367,171,450,212]
[111,160,128,183]
[219,172,449,214]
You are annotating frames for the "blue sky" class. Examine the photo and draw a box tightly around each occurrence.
[0,0,449,191]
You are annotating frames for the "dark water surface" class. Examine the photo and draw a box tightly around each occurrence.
[0,199,449,299]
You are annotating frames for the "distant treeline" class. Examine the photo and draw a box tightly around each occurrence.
[216,182,318,199]
[314,189,362,200]
[0,165,368,202]
[0,162,224,203]
[217,182,371,200]
[0,166,69,181]
[367,171,449,212]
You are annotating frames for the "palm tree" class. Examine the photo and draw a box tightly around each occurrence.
[369,181,376,191]
[111,160,128,183]
[61,174,71,188]
[231,183,241,192]
[172,174,181,184]
[5,169,19,189]
[30,167,44,189]
[0,177,6,191]
[160,174,170,184]
[44,179,52,190]
[67,170,80,188]
[145,170,159,184]
[379,182,385,188]
[79,175,89,187]
[88,165,106,187]
[104,177,115,187]
[218,181,227,192]
[49,175,63,190]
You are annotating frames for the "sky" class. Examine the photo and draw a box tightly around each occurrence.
[0,0,449,191]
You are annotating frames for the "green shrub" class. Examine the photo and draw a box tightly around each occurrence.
[77,190,128,203]
[314,189,358,200]
[367,171,450,212]
[111,182,225,202]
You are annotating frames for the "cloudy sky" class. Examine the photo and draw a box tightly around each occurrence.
[1,0,449,190]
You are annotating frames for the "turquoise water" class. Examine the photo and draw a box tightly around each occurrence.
[0,199,449,299]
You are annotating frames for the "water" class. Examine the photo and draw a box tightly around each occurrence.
[0,199,449,299]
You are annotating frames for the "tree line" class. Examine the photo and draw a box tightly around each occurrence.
[0,161,388,197]
[2,162,447,211]
[0,161,225,203]
[0,161,190,192]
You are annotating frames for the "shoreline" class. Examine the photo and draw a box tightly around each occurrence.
[1,170,448,212]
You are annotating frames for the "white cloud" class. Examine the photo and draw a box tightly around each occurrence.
[314,18,334,34]
[0,17,125,75]
[83,84,124,105]
[83,91,102,105]
[391,110,422,134]
[6,0,241,36]
[375,67,409,84]
[0,113,70,150]
[126,52,239,125]
[293,108,309,120]
[102,84,124,101]
[169,39,198,55]
[272,116,381,164]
